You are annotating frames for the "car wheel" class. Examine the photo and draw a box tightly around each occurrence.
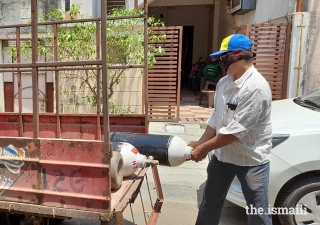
[277,176,320,225]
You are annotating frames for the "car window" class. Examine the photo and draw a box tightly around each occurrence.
[293,88,320,112]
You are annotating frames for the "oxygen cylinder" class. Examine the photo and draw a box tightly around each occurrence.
[112,142,147,177]
[110,132,193,167]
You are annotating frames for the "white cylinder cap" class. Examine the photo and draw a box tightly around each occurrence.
[167,136,193,167]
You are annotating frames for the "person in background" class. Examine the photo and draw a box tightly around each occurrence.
[200,59,222,90]
[189,34,273,225]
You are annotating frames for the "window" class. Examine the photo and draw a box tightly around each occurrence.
[65,0,70,12]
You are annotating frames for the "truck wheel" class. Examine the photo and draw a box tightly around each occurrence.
[277,176,320,225]
[110,151,124,190]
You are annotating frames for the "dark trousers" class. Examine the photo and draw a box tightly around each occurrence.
[196,156,272,225]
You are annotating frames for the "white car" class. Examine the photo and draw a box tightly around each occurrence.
[226,88,320,225]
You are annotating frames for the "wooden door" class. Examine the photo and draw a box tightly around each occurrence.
[148,26,183,122]
[237,23,292,100]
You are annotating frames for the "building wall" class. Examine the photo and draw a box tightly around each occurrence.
[303,0,320,94]
[64,0,94,17]
[234,0,296,26]
[212,0,234,52]
[0,0,62,34]
[149,5,213,63]
[217,0,320,98]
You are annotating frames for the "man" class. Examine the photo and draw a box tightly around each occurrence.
[189,34,273,225]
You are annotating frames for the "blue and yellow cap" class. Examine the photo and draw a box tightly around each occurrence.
[210,34,253,58]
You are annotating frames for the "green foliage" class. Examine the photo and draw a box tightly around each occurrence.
[6,4,166,114]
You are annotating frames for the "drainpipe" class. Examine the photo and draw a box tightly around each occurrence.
[296,0,303,12]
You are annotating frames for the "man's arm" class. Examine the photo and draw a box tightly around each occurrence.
[189,125,216,149]
[191,133,237,162]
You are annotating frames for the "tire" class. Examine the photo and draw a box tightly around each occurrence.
[110,151,124,190]
[276,176,320,225]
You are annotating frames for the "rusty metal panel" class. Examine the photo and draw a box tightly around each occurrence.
[0,137,110,214]
[0,114,147,139]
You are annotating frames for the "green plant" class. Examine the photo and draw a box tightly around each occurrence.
[6,4,165,113]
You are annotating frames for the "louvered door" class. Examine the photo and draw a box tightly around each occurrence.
[237,23,292,100]
[148,26,183,122]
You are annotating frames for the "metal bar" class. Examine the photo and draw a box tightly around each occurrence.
[0,201,111,221]
[147,199,163,225]
[0,60,101,68]
[0,15,145,29]
[53,23,61,138]
[152,165,164,201]
[147,164,164,225]
[96,21,102,140]
[101,0,110,149]
[31,0,39,138]
[114,169,147,212]
[16,27,24,137]
[0,64,145,70]
[143,0,149,122]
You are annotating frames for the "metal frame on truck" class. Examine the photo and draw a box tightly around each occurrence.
[0,0,163,224]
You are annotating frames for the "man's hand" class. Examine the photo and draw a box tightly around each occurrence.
[191,145,208,162]
[188,141,199,150]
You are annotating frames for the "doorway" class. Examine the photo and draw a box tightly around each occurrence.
[181,26,194,88]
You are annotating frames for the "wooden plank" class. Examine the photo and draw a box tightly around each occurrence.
[148,86,177,90]
[254,55,282,59]
[150,39,179,44]
[148,102,178,106]
[155,56,178,61]
[154,34,179,39]
[148,109,177,113]
[254,51,285,55]
[153,48,178,52]
[148,75,177,79]
[252,46,284,50]
[154,52,178,56]
[149,70,178,73]
[250,37,286,41]
[250,26,286,32]
[251,32,285,36]
[254,60,280,63]
[149,93,177,98]
[151,43,179,47]
[148,105,176,109]
[150,65,177,69]
[151,61,178,65]
[148,82,177,85]
[149,79,177,82]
